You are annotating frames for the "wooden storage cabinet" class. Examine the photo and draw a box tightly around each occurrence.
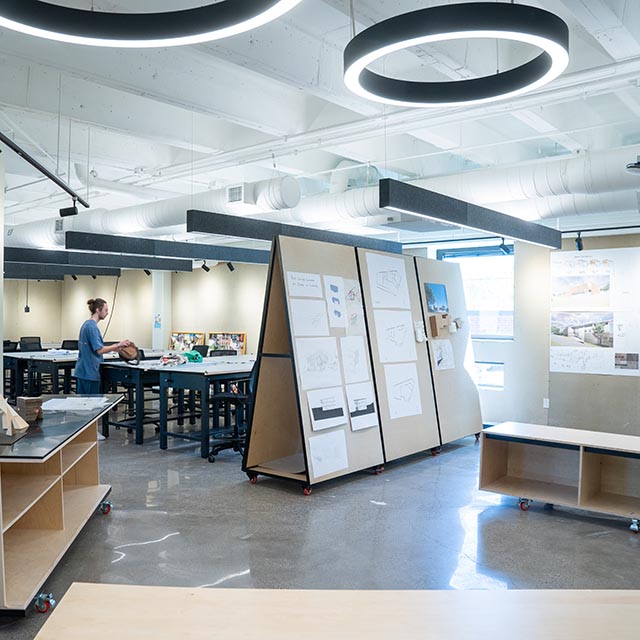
[0,403,116,613]
[480,423,640,524]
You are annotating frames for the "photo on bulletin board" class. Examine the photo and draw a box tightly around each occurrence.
[208,332,247,354]
[425,283,449,314]
[169,332,205,351]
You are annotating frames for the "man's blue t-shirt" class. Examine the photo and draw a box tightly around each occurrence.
[75,319,104,381]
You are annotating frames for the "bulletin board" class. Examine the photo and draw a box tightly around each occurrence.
[414,257,482,445]
[357,248,440,460]
[168,332,205,351]
[244,235,384,490]
[207,332,246,354]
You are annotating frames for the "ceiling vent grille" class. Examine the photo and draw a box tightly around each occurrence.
[55,219,64,232]
[226,185,245,204]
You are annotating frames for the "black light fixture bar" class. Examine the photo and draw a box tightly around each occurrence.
[4,263,120,279]
[186,210,403,254]
[0,130,90,209]
[65,232,271,265]
[5,247,192,271]
[379,178,561,250]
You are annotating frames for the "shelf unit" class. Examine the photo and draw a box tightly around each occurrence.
[480,422,640,523]
[0,417,110,612]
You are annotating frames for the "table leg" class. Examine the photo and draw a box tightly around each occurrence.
[200,384,210,459]
[159,380,169,450]
[135,379,145,445]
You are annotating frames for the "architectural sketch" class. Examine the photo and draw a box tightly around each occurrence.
[295,337,342,389]
[365,253,411,309]
[377,270,402,295]
[384,362,422,419]
[374,309,417,363]
[290,298,330,337]
[340,335,369,384]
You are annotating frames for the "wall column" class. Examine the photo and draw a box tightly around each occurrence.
[0,152,5,366]
[151,271,171,351]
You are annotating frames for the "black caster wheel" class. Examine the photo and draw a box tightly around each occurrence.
[475,432,481,442]
[374,464,385,475]
[208,454,216,463]
[100,501,112,515]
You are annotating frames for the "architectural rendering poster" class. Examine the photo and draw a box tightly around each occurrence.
[550,249,640,376]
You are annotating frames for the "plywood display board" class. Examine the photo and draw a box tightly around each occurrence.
[357,249,440,460]
[244,236,384,490]
[414,257,482,444]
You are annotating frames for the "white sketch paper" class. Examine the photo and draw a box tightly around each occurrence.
[432,339,455,370]
[324,275,347,328]
[373,309,417,363]
[287,271,323,298]
[340,335,370,384]
[307,387,348,431]
[344,278,366,335]
[346,382,378,431]
[384,363,422,419]
[365,253,411,309]
[309,429,349,478]
[295,337,343,389]
[290,298,330,337]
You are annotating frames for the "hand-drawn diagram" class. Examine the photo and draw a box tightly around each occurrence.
[550,347,614,376]
[373,309,417,363]
[307,387,348,431]
[324,275,347,328]
[345,382,378,431]
[365,253,411,309]
[432,339,455,371]
[309,429,349,478]
[344,278,366,335]
[286,271,323,298]
[384,362,422,419]
[340,335,369,384]
[295,337,342,389]
[290,298,330,337]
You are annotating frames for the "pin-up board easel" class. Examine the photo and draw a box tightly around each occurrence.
[243,236,384,493]
[414,257,482,444]
[356,249,440,461]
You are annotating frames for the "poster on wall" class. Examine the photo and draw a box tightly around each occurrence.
[550,249,640,376]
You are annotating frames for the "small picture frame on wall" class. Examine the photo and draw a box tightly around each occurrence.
[207,332,247,355]
[169,332,205,351]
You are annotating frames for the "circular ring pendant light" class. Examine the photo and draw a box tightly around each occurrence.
[0,0,302,47]
[344,2,569,108]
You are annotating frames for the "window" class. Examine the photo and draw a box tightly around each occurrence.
[474,361,505,390]
[437,245,514,339]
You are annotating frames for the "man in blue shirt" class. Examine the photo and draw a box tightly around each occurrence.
[75,297,131,395]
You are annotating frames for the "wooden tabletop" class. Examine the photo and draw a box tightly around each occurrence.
[36,583,640,639]
[484,421,640,455]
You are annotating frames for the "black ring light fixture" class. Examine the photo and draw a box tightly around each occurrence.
[0,0,302,47]
[344,2,569,108]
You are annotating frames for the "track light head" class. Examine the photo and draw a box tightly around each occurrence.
[59,197,79,217]
[227,262,235,272]
[144,269,151,276]
[575,232,584,251]
[71,274,78,281]
[201,262,211,273]
[91,275,97,280]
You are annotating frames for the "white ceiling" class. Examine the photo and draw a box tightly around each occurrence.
[2,0,640,249]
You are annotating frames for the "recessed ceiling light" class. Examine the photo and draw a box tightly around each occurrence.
[344,2,569,107]
[0,0,302,48]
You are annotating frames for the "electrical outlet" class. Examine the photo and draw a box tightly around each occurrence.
[543,398,550,409]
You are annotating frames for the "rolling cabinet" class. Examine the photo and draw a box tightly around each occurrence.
[0,396,120,614]
[480,422,640,531]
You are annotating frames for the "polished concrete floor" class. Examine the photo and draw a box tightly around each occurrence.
[4,427,640,638]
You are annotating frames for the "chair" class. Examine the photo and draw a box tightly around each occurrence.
[19,337,43,352]
[3,341,18,353]
[209,349,237,357]
[208,365,256,463]
[192,345,209,357]
[61,339,79,350]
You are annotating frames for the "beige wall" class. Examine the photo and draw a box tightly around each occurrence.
[171,262,268,354]
[4,279,63,343]
[4,262,268,354]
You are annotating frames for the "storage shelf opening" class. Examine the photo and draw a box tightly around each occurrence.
[1,474,60,533]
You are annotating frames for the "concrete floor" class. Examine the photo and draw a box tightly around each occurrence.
[3,428,640,638]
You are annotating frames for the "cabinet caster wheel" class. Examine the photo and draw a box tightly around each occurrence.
[475,432,480,442]
[35,593,56,613]
[374,465,384,475]
[630,519,639,533]
[303,486,312,496]
[208,454,216,463]
[518,498,531,511]
[100,501,112,515]
[431,447,441,456]
[249,476,258,485]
